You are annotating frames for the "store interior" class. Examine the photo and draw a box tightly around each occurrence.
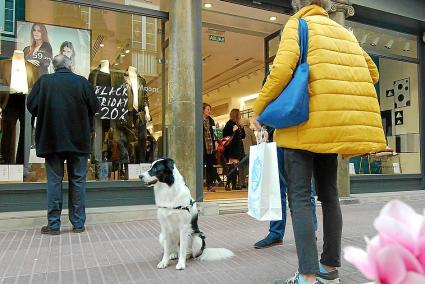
[200,1,421,200]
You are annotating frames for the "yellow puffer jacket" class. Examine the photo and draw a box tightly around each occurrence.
[253,5,387,156]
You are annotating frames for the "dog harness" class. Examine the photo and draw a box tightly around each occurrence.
[157,199,197,213]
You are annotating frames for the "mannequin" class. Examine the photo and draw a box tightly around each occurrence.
[99,59,110,74]
[10,51,29,95]
[128,66,150,121]
[125,66,150,163]
[0,51,39,166]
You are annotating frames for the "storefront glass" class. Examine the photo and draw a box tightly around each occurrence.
[0,0,166,183]
[347,21,420,175]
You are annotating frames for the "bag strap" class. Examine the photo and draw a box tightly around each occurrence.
[298,18,309,65]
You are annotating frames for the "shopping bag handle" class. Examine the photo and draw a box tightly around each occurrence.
[256,127,269,144]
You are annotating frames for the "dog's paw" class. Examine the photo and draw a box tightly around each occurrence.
[157,260,169,269]
[176,261,186,270]
[169,253,178,260]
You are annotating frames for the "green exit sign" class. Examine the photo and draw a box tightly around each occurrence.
[209,35,225,43]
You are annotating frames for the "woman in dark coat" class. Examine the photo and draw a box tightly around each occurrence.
[203,103,220,192]
[223,109,245,190]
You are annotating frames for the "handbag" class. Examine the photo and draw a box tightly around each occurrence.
[257,18,309,129]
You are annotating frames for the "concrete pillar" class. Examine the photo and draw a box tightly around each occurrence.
[168,0,202,197]
[329,0,355,198]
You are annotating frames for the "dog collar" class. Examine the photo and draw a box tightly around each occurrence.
[157,205,190,213]
[157,199,197,213]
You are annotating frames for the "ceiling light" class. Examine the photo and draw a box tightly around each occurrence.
[371,37,380,47]
[99,43,105,48]
[385,39,394,49]
[269,16,277,21]
[204,3,212,8]
[120,54,125,57]
[125,49,130,54]
[359,33,369,45]
[114,62,119,66]
[403,42,411,51]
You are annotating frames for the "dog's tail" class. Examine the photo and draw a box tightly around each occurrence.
[198,248,234,261]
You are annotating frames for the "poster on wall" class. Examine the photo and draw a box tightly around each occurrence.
[393,78,410,108]
[395,110,404,126]
[16,21,91,79]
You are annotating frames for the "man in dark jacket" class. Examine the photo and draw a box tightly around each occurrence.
[27,55,100,235]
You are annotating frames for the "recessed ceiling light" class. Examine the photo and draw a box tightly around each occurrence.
[120,54,125,57]
[269,16,277,21]
[99,43,105,47]
[204,3,212,8]
[125,49,130,54]
[114,62,119,66]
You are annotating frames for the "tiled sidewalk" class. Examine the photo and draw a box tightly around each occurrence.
[1,199,424,284]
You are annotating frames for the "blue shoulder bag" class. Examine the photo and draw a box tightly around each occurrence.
[257,18,309,129]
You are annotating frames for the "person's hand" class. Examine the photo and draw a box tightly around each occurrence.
[27,59,40,67]
[253,116,261,131]
[233,125,238,132]
[261,130,269,142]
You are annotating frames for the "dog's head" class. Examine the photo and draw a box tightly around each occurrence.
[139,158,175,187]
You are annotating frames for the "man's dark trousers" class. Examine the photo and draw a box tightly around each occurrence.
[45,152,88,230]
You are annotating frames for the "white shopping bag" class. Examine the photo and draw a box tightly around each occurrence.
[247,141,282,221]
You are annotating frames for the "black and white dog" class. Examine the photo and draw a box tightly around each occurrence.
[139,158,234,270]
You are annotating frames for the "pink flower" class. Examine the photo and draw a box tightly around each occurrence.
[344,200,425,284]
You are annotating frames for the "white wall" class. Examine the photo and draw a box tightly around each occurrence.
[379,58,420,173]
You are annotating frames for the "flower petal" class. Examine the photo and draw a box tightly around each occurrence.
[402,272,425,284]
[344,246,377,280]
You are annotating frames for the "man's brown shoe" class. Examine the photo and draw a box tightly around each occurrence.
[41,226,60,235]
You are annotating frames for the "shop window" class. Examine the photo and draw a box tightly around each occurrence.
[346,22,420,175]
[0,0,166,183]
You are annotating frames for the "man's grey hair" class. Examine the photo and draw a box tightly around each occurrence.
[52,54,72,71]
[292,0,332,12]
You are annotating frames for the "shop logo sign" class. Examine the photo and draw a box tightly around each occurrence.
[209,35,225,43]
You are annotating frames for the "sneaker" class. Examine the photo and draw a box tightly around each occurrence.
[274,272,321,284]
[40,226,60,235]
[72,226,85,233]
[316,262,340,283]
[254,233,283,249]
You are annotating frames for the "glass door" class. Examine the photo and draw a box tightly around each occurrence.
[264,29,280,77]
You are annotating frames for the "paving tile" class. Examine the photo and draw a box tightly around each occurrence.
[1,199,424,284]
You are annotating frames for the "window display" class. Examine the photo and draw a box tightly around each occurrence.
[346,22,420,175]
[0,0,166,183]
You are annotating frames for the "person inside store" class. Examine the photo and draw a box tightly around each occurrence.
[239,117,256,188]
[59,41,76,72]
[203,103,221,192]
[23,23,53,76]
[222,108,245,191]
[252,0,386,283]
[27,54,100,235]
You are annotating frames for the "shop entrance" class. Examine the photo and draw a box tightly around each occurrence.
[201,1,287,200]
